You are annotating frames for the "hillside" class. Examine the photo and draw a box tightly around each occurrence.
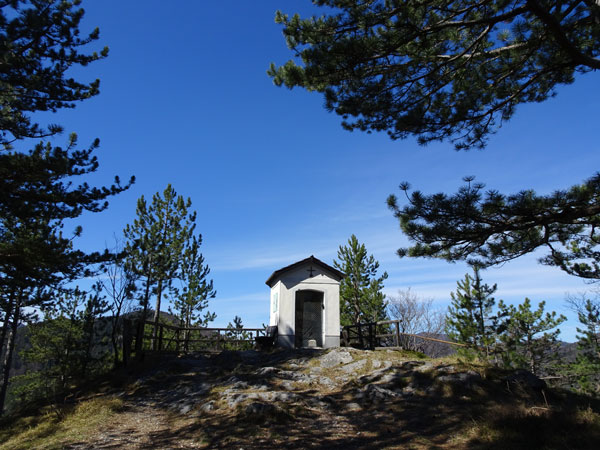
[1,348,599,449]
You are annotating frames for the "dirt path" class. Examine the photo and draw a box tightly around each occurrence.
[6,348,597,450]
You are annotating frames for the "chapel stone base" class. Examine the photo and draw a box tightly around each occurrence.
[277,334,339,349]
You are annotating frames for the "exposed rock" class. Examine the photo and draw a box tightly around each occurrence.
[317,376,336,388]
[398,360,427,370]
[319,350,353,368]
[436,364,456,373]
[224,375,244,385]
[179,403,192,414]
[119,347,539,430]
[273,392,298,402]
[341,359,367,374]
[231,380,249,390]
[437,371,482,386]
[227,392,259,408]
[195,382,212,395]
[362,384,399,402]
[379,371,407,387]
[277,370,314,384]
[256,366,279,376]
[359,361,395,383]
[200,401,215,412]
[380,360,393,370]
[306,397,328,409]
[287,357,311,366]
[279,380,295,391]
[402,386,416,397]
[346,402,362,411]
[414,362,435,372]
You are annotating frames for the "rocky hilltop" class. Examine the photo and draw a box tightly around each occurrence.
[1,348,599,449]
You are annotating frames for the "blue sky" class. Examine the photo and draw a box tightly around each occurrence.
[35,1,599,341]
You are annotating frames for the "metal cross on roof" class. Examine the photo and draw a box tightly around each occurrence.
[307,266,316,277]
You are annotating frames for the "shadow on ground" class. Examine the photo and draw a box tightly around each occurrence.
[73,348,600,450]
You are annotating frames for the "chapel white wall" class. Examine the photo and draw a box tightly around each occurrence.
[270,262,341,348]
[269,281,281,327]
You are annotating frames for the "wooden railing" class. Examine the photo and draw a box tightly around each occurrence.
[122,319,267,364]
[121,318,466,365]
[341,319,466,351]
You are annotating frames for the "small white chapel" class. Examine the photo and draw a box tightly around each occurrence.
[265,255,345,348]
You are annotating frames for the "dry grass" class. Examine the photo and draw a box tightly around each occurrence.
[0,397,123,450]
[2,350,600,449]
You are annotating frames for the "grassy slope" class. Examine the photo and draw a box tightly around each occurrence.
[0,398,124,450]
[1,350,599,449]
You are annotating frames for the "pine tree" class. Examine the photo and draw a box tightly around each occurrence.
[0,1,132,414]
[99,238,137,369]
[123,185,197,351]
[270,1,599,150]
[333,235,388,326]
[498,299,566,376]
[270,1,600,281]
[18,286,109,406]
[171,234,216,327]
[446,267,497,359]
[569,297,600,394]
[0,0,108,148]
[0,285,46,411]
[170,234,216,350]
[388,175,600,281]
[226,316,252,350]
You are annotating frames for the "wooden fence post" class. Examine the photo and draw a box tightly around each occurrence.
[135,320,145,362]
[122,319,132,367]
[395,322,400,348]
[158,324,164,352]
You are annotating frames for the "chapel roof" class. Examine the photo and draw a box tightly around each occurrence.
[265,255,345,287]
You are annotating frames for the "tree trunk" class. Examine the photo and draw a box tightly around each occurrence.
[0,315,7,365]
[478,302,489,358]
[527,335,537,375]
[353,292,361,326]
[152,279,163,350]
[82,315,96,379]
[0,294,21,415]
[111,309,121,369]
[135,277,152,361]
[185,311,192,353]
[0,296,14,364]
[122,319,132,367]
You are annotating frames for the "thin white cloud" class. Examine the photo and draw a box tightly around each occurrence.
[325,207,391,224]
[212,253,304,271]
[215,292,266,304]
[384,255,587,302]
[211,292,268,328]
[209,243,339,272]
